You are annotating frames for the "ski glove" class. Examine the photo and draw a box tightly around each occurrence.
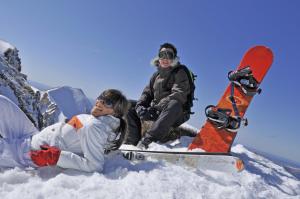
[136,106,152,120]
[147,107,160,120]
[137,106,160,121]
[30,145,61,167]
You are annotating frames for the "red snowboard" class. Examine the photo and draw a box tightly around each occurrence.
[188,46,274,153]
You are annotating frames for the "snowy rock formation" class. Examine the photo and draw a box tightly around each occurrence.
[0,39,42,128]
[39,86,93,127]
[0,39,92,129]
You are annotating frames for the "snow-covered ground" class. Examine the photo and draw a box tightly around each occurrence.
[0,140,299,199]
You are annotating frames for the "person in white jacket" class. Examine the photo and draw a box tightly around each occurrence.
[0,89,129,172]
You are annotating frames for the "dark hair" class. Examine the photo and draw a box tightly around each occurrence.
[98,89,129,153]
[98,89,129,118]
[159,43,177,57]
[104,116,128,154]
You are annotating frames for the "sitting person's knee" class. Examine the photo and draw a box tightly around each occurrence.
[166,100,183,112]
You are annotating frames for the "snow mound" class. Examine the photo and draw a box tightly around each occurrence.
[28,80,52,91]
[46,86,92,122]
[1,143,299,199]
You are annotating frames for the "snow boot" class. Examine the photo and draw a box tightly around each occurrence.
[137,134,154,149]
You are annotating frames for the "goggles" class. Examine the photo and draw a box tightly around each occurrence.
[97,95,114,108]
[158,50,175,60]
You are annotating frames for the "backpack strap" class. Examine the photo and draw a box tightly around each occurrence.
[178,65,196,114]
[163,65,194,90]
[163,65,196,114]
[177,65,196,89]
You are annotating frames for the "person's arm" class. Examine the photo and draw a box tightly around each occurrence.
[56,124,108,172]
[154,69,190,110]
[136,77,154,110]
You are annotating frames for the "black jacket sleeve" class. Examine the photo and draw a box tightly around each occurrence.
[135,74,156,110]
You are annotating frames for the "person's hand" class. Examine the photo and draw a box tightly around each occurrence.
[91,105,102,117]
[30,145,61,167]
[136,106,147,118]
[147,107,160,120]
[136,106,159,121]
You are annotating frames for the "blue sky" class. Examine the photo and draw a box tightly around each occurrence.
[1,0,299,163]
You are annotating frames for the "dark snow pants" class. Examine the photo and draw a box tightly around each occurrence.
[124,100,187,145]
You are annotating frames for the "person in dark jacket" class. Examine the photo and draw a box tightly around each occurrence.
[124,43,192,149]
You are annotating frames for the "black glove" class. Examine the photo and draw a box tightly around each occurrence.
[136,106,159,121]
[147,107,160,120]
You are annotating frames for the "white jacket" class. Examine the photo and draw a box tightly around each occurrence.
[31,114,120,172]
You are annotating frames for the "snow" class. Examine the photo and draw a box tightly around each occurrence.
[0,39,15,56]
[28,79,52,91]
[1,140,299,199]
[46,86,93,119]
[0,86,19,105]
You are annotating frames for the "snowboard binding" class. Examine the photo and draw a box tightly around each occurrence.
[228,66,261,96]
[205,105,247,132]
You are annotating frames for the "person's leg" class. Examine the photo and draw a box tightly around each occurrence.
[123,100,142,145]
[146,100,185,142]
[0,95,37,139]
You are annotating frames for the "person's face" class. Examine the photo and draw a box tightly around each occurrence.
[158,48,175,68]
[91,99,114,117]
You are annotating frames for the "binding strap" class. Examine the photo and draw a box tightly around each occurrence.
[205,105,241,132]
[229,82,248,128]
[228,66,261,97]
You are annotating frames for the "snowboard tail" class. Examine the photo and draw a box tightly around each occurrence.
[189,46,274,153]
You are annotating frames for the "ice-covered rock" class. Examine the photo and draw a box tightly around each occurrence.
[0,39,92,129]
